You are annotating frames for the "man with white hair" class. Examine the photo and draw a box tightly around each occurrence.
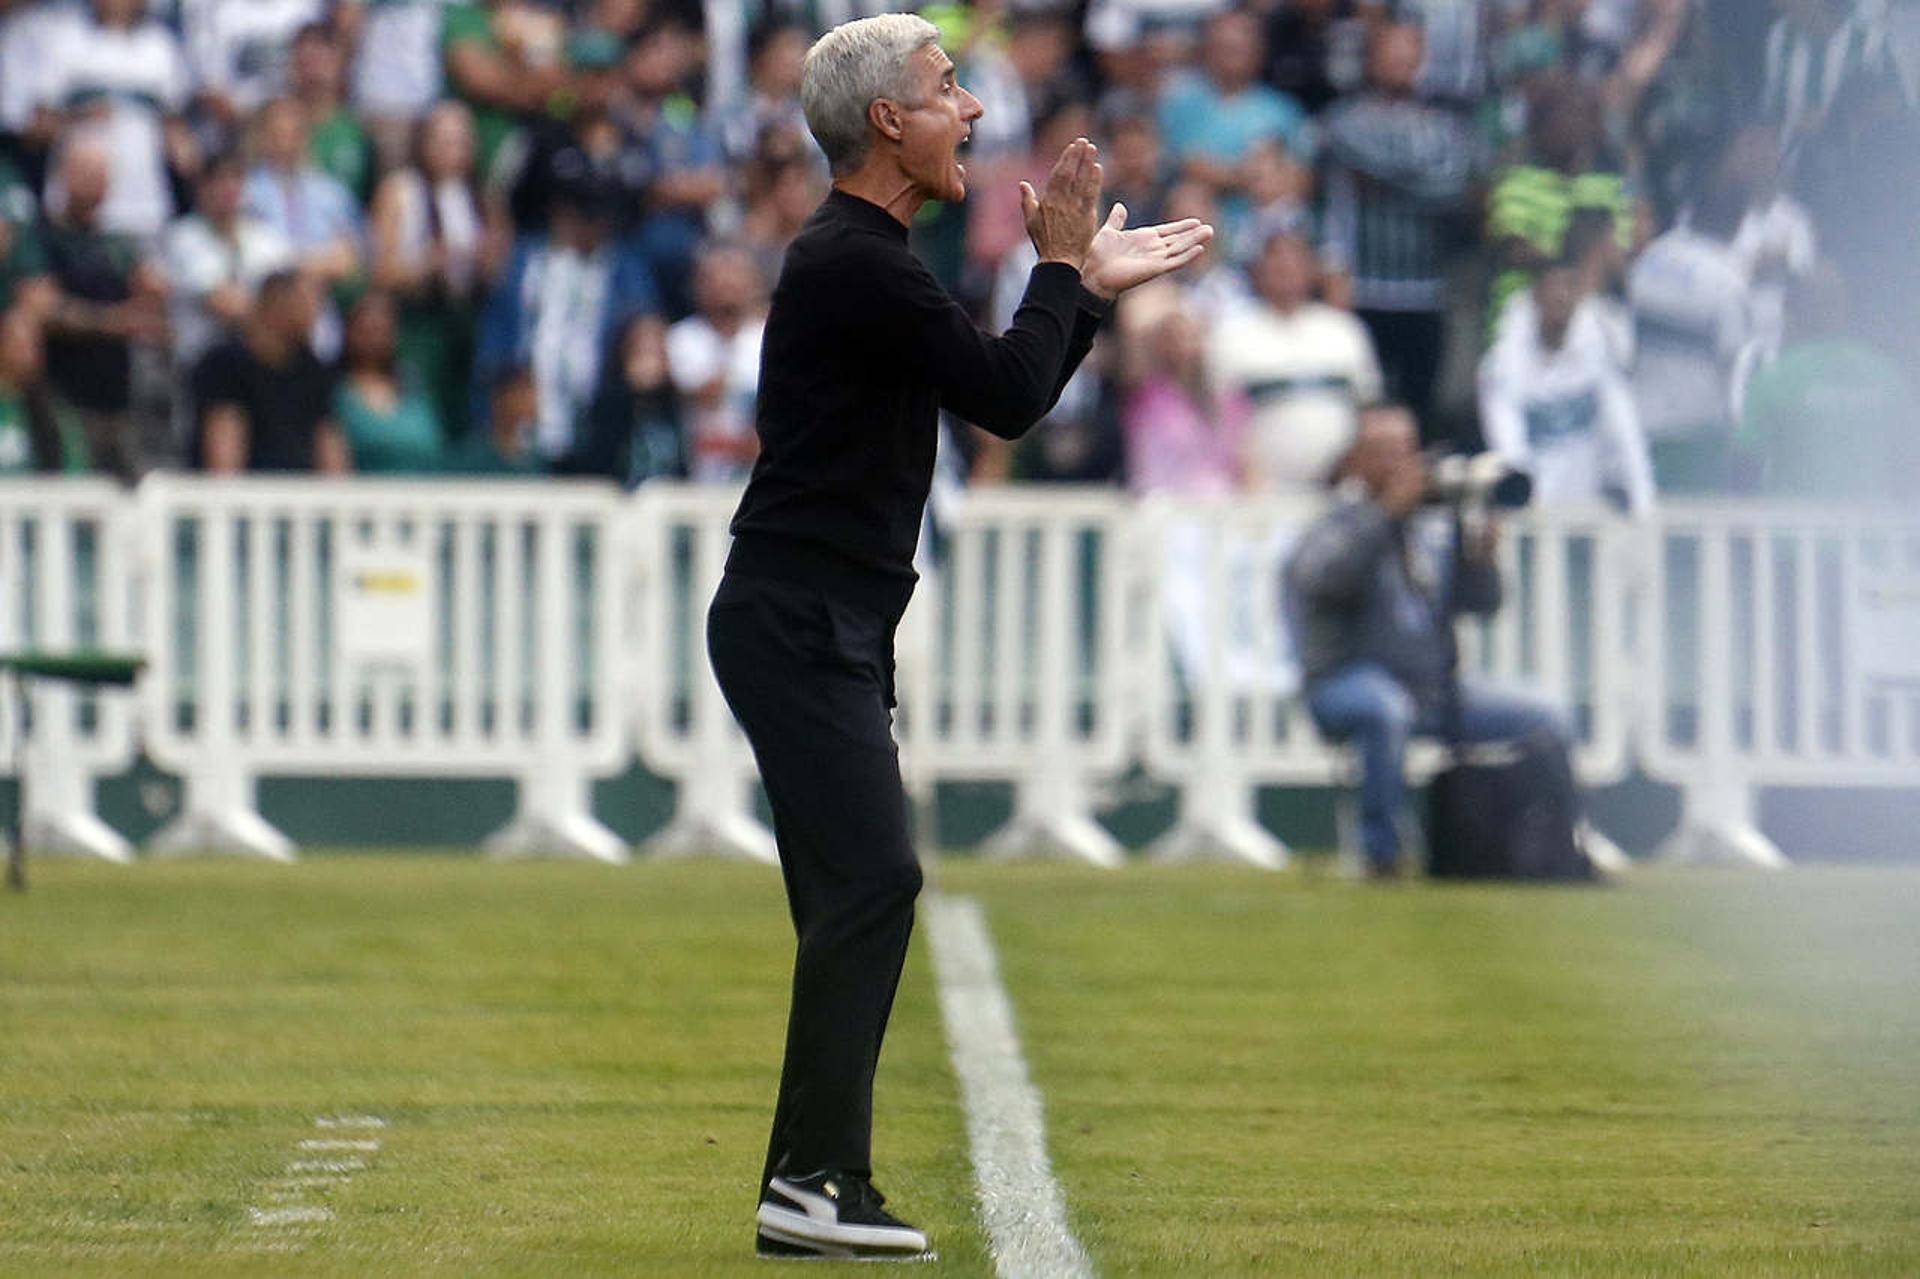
[705,13,1212,1262]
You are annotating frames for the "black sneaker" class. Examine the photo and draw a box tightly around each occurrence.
[755,1170,931,1260]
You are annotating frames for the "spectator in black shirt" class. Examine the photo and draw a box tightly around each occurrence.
[1265,0,1355,115]
[570,312,687,486]
[708,13,1212,1264]
[192,269,348,473]
[40,137,168,481]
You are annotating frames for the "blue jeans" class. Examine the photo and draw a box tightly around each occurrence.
[1306,663,1571,869]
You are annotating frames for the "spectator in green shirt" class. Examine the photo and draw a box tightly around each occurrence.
[335,290,446,473]
[440,0,580,185]
[1486,76,1635,331]
[444,363,546,474]
[0,160,54,322]
[0,309,79,474]
[1738,268,1920,502]
[293,22,374,205]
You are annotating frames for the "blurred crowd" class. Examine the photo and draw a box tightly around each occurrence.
[1,0,1917,503]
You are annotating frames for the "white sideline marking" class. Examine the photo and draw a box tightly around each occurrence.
[247,1114,388,1229]
[248,1207,334,1226]
[297,1139,381,1152]
[314,1114,388,1129]
[925,895,1094,1279]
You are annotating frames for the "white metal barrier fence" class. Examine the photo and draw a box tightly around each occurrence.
[1641,505,1920,867]
[0,479,139,860]
[137,476,631,860]
[627,483,775,863]
[626,485,1135,867]
[900,487,1133,866]
[3,477,1910,865]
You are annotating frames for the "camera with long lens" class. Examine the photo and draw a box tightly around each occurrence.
[1424,451,1532,510]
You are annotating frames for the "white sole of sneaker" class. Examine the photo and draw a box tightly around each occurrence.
[756,1222,937,1263]
[755,1204,931,1255]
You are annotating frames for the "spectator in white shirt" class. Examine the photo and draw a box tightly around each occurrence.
[1721,126,1819,356]
[1495,207,1635,373]
[31,0,193,241]
[666,242,764,483]
[184,0,329,129]
[164,150,294,377]
[1627,182,1754,492]
[1481,259,1656,513]
[348,0,456,168]
[1210,230,1383,491]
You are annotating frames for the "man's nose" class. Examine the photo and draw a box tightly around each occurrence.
[960,87,984,120]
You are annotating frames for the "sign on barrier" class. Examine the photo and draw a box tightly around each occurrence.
[137,476,631,860]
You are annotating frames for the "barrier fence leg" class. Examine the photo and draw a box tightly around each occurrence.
[22,690,131,863]
[1659,774,1787,869]
[1148,768,1289,870]
[147,763,295,860]
[643,760,778,865]
[981,767,1124,868]
[487,764,629,864]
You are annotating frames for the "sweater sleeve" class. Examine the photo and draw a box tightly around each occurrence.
[1286,499,1396,606]
[1476,343,1531,472]
[1599,370,1656,515]
[872,250,1106,439]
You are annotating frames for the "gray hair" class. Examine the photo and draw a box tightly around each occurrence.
[800,14,942,177]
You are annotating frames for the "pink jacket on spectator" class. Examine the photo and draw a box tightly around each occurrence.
[1122,374,1249,498]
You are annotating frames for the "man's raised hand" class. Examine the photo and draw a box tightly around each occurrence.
[1081,203,1214,300]
[1022,137,1103,272]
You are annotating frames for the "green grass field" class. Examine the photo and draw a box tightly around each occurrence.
[2,856,1917,1276]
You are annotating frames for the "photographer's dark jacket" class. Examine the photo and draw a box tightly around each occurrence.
[1284,488,1502,706]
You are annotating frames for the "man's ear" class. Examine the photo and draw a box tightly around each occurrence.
[869,97,904,144]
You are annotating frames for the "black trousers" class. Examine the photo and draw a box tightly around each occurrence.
[705,572,924,1190]
[1357,308,1446,440]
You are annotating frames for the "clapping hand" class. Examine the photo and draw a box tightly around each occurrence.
[1021,137,1103,272]
[1081,203,1214,300]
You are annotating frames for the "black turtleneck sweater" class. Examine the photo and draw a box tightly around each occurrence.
[726,188,1108,620]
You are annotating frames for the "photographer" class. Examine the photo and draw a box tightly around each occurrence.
[1285,404,1571,878]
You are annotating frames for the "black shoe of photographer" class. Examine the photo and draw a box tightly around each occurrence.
[755,1170,932,1261]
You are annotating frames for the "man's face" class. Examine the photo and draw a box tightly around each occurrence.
[274,276,322,339]
[260,102,307,168]
[1369,25,1424,97]
[1110,118,1160,186]
[756,28,808,97]
[199,165,243,221]
[92,0,142,26]
[1254,236,1315,310]
[62,148,111,221]
[1202,13,1263,90]
[1350,409,1421,494]
[292,33,340,96]
[1535,267,1581,350]
[696,250,761,321]
[626,28,690,97]
[890,43,982,204]
[551,202,611,252]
